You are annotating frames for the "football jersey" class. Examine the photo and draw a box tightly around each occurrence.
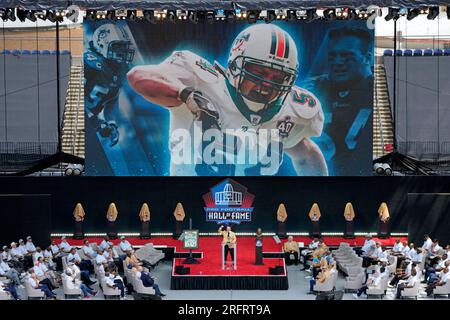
[158,50,324,176]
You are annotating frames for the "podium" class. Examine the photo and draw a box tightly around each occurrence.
[222,243,237,270]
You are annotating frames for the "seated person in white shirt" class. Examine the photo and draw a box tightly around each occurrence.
[17,239,28,256]
[425,266,449,296]
[0,257,21,287]
[10,242,24,260]
[82,240,97,260]
[42,247,55,270]
[99,236,114,251]
[358,235,375,256]
[390,261,416,286]
[27,270,57,299]
[421,235,433,254]
[1,246,11,262]
[405,243,417,260]
[412,248,424,264]
[64,269,97,299]
[0,278,19,300]
[103,247,119,270]
[66,261,96,289]
[119,236,133,255]
[392,238,404,253]
[353,269,383,299]
[58,237,72,255]
[105,269,126,299]
[395,268,417,299]
[25,236,36,254]
[424,256,449,284]
[33,259,57,290]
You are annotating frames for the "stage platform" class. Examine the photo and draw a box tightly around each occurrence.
[55,235,406,290]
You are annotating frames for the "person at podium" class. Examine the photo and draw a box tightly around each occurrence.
[219,225,237,263]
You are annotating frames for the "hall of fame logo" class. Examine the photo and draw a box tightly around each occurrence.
[203,179,254,225]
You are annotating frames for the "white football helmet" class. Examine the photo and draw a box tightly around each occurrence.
[92,23,135,64]
[226,24,299,112]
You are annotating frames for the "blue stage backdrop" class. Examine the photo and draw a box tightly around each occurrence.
[84,20,373,176]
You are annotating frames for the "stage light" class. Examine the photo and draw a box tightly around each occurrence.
[382,163,393,176]
[143,10,156,23]
[247,10,259,23]
[323,9,336,21]
[407,8,420,20]
[46,10,57,23]
[167,10,176,22]
[188,11,198,24]
[65,164,84,176]
[427,7,439,20]
[265,10,276,23]
[16,9,27,22]
[374,163,385,175]
[385,7,400,21]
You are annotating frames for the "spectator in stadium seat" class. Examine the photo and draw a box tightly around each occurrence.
[308,264,332,294]
[353,269,382,299]
[59,236,72,255]
[33,259,57,290]
[390,261,417,287]
[1,246,12,262]
[64,270,96,299]
[421,235,433,254]
[119,236,133,254]
[66,262,96,290]
[99,235,114,251]
[82,240,97,260]
[395,268,418,299]
[283,236,300,266]
[49,240,63,270]
[357,235,375,256]
[392,238,404,253]
[424,257,449,284]
[27,270,57,300]
[105,269,126,299]
[136,265,166,297]
[0,256,21,287]
[0,279,19,300]
[300,237,320,271]
[425,266,450,296]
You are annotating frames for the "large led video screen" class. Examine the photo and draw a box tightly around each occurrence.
[84,20,373,176]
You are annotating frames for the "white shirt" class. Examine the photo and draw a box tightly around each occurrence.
[422,238,433,251]
[431,244,442,255]
[17,245,27,256]
[393,242,404,252]
[50,245,60,255]
[95,254,107,265]
[43,250,53,259]
[406,248,416,260]
[25,242,36,253]
[413,253,423,263]
[33,265,45,277]
[105,275,115,286]
[440,271,450,283]
[0,261,10,272]
[369,274,382,288]
[406,275,417,287]
[401,246,410,256]
[59,241,72,252]
[83,245,96,258]
[405,263,412,276]
[102,251,114,262]
[67,253,81,263]
[309,241,319,250]
[373,247,383,258]
[27,277,38,288]
[1,251,11,261]
[10,247,23,258]
[99,240,113,251]
[66,265,80,276]
[64,275,79,290]
[362,240,375,254]
[119,241,132,252]
[33,252,44,261]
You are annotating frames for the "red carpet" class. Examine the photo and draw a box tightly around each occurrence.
[56,236,406,277]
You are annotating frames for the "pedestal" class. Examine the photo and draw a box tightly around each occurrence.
[378,221,389,239]
[255,246,263,265]
[277,221,287,239]
[73,221,84,240]
[140,221,150,239]
[344,221,355,239]
[174,221,183,239]
[311,221,320,238]
[107,221,117,239]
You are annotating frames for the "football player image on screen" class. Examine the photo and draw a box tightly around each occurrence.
[127,23,327,176]
[84,23,135,147]
[302,27,373,176]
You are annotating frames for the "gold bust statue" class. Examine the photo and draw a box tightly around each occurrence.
[139,203,151,222]
[106,202,118,222]
[276,203,288,222]
[378,202,390,223]
[344,202,355,222]
[308,203,321,222]
[73,203,85,222]
[173,202,186,222]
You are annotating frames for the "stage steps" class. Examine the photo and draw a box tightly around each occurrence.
[373,63,394,160]
[61,63,85,158]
